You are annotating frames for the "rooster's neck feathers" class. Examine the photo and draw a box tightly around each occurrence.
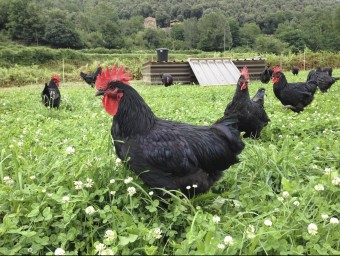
[115,84,156,136]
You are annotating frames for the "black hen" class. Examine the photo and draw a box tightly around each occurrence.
[160,73,173,87]
[41,75,61,108]
[80,65,102,87]
[224,67,270,138]
[307,67,339,93]
[292,66,299,76]
[260,67,273,84]
[272,66,318,113]
[95,65,245,197]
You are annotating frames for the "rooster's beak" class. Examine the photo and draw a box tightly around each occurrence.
[95,90,105,96]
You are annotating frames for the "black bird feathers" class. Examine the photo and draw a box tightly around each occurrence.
[95,66,245,197]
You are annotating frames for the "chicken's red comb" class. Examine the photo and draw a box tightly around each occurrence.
[241,66,249,80]
[96,65,131,90]
[51,74,61,81]
[273,66,282,74]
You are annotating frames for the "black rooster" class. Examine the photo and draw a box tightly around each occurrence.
[80,65,102,87]
[224,67,270,138]
[160,73,173,87]
[41,75,61,108]
[292,66,299,76]
[95,65,245,197]
[322,67,333,76]
[272,66,318,113]
[260,67,273,84]
[307,67,339,93]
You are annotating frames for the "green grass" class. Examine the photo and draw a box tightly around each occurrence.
[0,69,339,255]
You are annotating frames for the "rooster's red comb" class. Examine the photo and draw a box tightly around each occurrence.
[96,65,131,90]
[51,74,61,81]
[273,66,282,75]
[241,66,249,80]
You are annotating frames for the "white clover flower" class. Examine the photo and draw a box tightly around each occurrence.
[65,146,75,155]
[321,214,329,220]
[331,177,340,186]
[192,184,198,188]
[62,196,70,203]
[110,191,116,196]
[115,158,122,164]
[223,235,234,246]
[95,243,106,253]
[3,176,14,185]
[246,225,256,239]
[127,186,136,196]
[217,243,225,249]
[85,206,95,215]
[330,217,339,224]
[307,223,318,235]
[293,201,300,206]
[85,178,94,188]
[105,230,117,241]
[277,196,284,202]
[324,167,332,175]
[314,184,325,191]
[99,249,114,255]
[30,175,36,180]
[153,228,162,239]
[149,191,154,196]
[282,191,289,198]
[110,179,116,184]
[186,185,191,190]
[18,141,24,147]
[124,177,133,184]
[233,200,241,208]
[212,215,221,224]
[264,219,272,227]
[74,180,83,190]
[54,248,66,255]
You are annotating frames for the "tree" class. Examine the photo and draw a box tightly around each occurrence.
[44,10,83,49]
[182,18,199,49]
[6,0,45,45]
[275,22,307,53]
[331,5,340,50]
[239,23,262,48]
[197,12,231,51]
[142,28,166,49]
[254,35,289,54]
[170,24,184,41]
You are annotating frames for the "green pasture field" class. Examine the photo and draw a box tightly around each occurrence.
[0,69,339,255]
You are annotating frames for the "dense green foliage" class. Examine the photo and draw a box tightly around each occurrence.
[1,45,340,87]
[0,70,339,254]
[1,0,340,52]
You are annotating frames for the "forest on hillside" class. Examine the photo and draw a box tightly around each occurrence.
[1,0,340,53]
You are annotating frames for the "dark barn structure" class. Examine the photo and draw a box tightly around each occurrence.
[142,49,267,85]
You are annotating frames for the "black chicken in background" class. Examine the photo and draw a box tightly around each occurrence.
[95,65,245,197]
[224,67,270,139]
[260,67,273,84]
[42,75,61,109]
[160,73,173,87]
[307,67,339,93]
[272,66,318,112]
[80,65,102,87]
[322,67,333,76]
[292,66,299,75]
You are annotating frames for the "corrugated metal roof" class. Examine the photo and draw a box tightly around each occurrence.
[188,58,240,86]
